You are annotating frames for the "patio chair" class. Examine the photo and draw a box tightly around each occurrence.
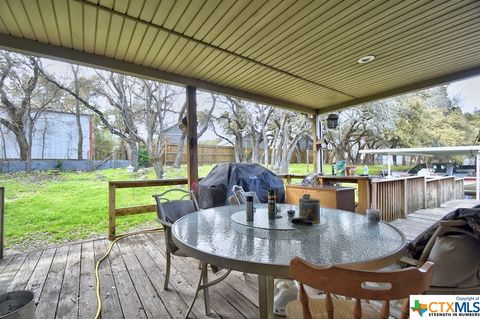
[401,220,480,294]
[153,189,231,317]
[286,257,434,319]
[231,185,260,204]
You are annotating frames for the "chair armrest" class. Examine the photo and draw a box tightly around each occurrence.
[156,218,173,228]
[438,220,467,227]
[400,256,422,267]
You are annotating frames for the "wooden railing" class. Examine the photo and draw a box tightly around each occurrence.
[454,178,464,200]
[371,175,465,222]
[425,176,458,208]
[371,176,425,222]
[108,174,307,239]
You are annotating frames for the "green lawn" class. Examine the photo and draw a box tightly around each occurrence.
[1,163,409,252]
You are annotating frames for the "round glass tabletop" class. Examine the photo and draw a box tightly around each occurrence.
[172,204,406,277]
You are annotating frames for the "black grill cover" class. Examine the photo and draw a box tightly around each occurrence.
[198,163,285,209]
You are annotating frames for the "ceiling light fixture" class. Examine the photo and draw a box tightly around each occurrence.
[357,55,376,64]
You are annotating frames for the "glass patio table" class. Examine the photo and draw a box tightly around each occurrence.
[172,204,406,319]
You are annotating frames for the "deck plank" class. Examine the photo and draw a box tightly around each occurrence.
[6,250,42,292]
[92,239,123,319]
[25,248,56,304]
[124,235,192,319]
[391,199,480,242]
[78,241,97,319]
[36,244,69,319]
[0,253,28,294]
[0,255,14,274]
[117,236,171,318]
[56,243,82,319]
[108,241,147,318]
[138,233,216,319]
[146,233,247,319]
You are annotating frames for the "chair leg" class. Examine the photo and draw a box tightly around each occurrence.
[164,251,171,290]
[203,264,211,315]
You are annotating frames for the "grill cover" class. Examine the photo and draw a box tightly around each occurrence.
[198,163,285,209]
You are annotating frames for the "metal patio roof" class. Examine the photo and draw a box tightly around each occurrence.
[0,0,480,114]
[359,145,480,157]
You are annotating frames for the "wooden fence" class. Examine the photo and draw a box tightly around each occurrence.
[163,143,315,165]
[108,174,307,239]
[371,175,464,222]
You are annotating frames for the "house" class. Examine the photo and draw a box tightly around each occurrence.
[0,110,92,160]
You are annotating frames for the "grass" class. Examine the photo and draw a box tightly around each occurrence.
[1,163,410,252]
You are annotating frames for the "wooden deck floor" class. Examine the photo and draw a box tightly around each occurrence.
[1,199,478,319]
[389,199,480,242]
[0,232,260,319]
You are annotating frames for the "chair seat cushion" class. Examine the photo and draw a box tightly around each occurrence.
[286,297,380,319]
[428,234,480,288]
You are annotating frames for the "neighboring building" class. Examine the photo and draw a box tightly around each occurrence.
[0,110,92,159]
[163,124,184,145]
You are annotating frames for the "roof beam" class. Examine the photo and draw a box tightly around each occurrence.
[0,33,316,114]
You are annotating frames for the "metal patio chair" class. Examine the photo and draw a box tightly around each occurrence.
[153,189,231,318]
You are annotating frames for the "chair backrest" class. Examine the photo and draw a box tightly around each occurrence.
[290,257,434,319]
[232,185,260,204]
[152,189,199,225]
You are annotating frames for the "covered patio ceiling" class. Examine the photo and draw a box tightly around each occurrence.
[0,0,480,114]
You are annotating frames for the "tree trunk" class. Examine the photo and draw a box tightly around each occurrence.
[127,140,139,169]
[173,131,187,168]
[0,126,6,158]
[251,133,259,163]
[75,102,83,160]
[26,120,34,172]
[41,121,48,159]
[262,127,269,166]
[152,158,164,178]
[13,129,29,161]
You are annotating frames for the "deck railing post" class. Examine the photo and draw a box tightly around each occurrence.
[402,179,408,218]
[109,183,116,240]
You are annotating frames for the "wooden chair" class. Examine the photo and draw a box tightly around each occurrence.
[286,257,434,319]
[153,189,231,318]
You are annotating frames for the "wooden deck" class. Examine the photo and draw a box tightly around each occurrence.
[1,199,478,319]
[0,232,260,319]
[389,199,480,242]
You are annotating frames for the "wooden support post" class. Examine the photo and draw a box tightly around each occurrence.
[312,113,318,173]
[186,86,199,196]
[108,184,116,240]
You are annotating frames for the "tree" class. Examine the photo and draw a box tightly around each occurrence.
[172,93,216,168]
[211,97,249,162]
[0,52,61,170]
[269,110,310,173]
[244,103,273,164]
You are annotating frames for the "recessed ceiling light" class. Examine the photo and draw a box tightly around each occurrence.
[357,55,375,64]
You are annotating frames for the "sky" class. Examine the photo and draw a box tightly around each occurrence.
[447,76,480,113]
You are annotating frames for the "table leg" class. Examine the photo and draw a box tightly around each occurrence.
[258,275,274,319]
